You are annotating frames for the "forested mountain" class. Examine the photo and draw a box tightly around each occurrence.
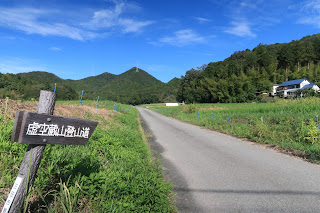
[94,68,164,104]
[0,73,78,100]
[17,71,64,83]
[3,34,320,104]
[177,33,320,103]
[0,68,180,104]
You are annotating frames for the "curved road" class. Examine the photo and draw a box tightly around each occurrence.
[137,107,320,213]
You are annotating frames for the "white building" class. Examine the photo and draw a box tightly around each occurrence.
[165,103,179,106]
[301,83,320,91]
[276,78,319,97]
[271,84,280,96]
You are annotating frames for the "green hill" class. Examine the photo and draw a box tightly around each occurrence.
[0,72,78,100]
[17,71,63,83]
[64,72,117,97]
[1,67,179,104]
[118,68,163,86]
[167,77,181,86]
[90,68,168,104]
[177,33,320,103]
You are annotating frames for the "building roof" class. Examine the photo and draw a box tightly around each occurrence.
[301,83,317,89]
[279,78,307,87]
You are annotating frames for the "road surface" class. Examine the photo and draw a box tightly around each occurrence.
[137,107,320,213]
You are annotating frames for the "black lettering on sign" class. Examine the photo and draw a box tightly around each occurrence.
[11,111,98,145]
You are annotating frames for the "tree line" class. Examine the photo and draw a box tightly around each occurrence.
[0,73,78,100]
[177,34,320,103]
[0,69,179,105]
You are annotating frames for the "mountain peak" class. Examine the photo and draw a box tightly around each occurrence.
[118,67,163,86]
[17,71,63,83]
[11,67,177,104]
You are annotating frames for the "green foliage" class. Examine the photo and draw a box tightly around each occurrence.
[17,71,64,84]
[0,101,175,212]
[0,72,77,101]
[93,68,179,105]
[298,120,320,144]
[177,34,320,103]
[183,104,198,113]
[149,97,320,162]
[50,178,83,213]
[3,68,180,105]
[297,88,320,98]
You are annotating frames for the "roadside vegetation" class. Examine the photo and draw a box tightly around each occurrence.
[177,34,320,104]
[0,99,176,212]
[148,97,320,162]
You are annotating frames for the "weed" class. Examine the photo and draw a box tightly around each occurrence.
[183,104,198,113]
[299,120,320,144]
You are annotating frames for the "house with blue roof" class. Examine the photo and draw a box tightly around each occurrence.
[275,78,319,97]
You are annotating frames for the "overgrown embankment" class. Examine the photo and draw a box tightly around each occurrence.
[0,99,176,212]
[148,98,320,162]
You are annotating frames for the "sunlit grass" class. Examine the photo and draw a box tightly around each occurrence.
[0,99,176,212]
[148,98,320,162]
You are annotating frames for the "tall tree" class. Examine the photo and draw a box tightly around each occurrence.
[278,45,294,80]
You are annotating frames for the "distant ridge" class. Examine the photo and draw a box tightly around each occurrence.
[12,67,179,104]
[17,71,63,83]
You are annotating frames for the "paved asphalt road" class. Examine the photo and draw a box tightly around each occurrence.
[137,107,320,213]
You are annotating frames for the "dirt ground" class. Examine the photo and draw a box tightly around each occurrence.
[0,99,116,127]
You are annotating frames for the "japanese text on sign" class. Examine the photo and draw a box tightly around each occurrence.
[26,122,90,138]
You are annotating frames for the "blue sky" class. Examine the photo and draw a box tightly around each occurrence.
[0,0,319,82]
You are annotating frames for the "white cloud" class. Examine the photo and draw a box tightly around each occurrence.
[224,21,256,38]
[240,1,258,9]
[0,35,17,40]
[157,29,206,47]
[297,0,320,28]
[0,8,98,40]
[49,47,62,51]
[222,0,287,37]
[88,3,124,29]
[0,1,153,40]
[0,58,47,74]
[84,1,153,33]
[299,16,320,28]
[194,17,212,23]
[119,19,153,33]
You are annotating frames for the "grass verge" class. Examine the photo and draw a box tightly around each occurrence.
[146,98,320,163]
[0,99,176,212]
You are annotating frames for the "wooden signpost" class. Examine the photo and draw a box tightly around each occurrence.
[12,111,98,145]
[1,90,98,213]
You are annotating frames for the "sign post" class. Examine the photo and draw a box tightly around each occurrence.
[79,90,84,107]
[2,90,98,213]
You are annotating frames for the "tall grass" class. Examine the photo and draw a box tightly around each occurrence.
[149,98,320,162]
[0,100,176,212]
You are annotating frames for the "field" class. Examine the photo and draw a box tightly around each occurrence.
[0,99,176,212]
[147,98,320,162]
